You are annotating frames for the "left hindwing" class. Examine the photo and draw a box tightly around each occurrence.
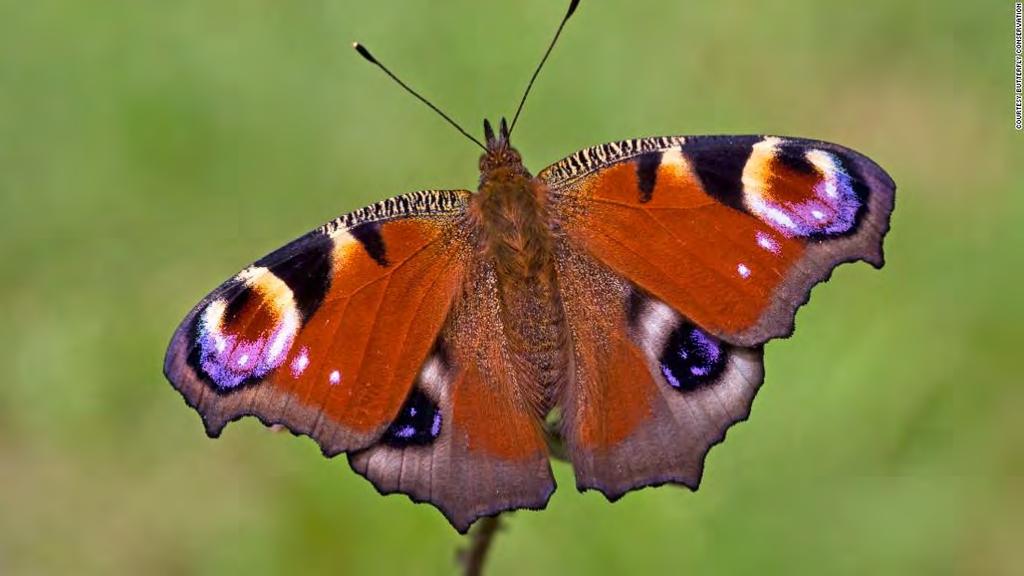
[541,135,896,347]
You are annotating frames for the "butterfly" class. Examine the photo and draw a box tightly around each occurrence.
[163,0,895,533]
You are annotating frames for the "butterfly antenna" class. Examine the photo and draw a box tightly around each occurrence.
[508,0,581,135]
[353,42,486,151]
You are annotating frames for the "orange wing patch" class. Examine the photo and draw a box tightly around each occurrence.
[552,142,805,338]
[269,219,466,447]
[451,362,547,460]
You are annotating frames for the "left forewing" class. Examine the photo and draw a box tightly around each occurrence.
[163,190,471,457]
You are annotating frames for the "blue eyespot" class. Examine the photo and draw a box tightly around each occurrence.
[659,324,726,391]
[383,389,443,447]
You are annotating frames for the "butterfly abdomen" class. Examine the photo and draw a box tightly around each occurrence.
[470,167,570,412]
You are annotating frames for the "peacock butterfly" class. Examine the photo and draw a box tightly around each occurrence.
[164,0,895,533]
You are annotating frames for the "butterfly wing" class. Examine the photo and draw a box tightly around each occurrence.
[164,190,472,456]
[350,258,555,533]
[542,135,895,346]
[165,189,555,532]
[542,135,894,495]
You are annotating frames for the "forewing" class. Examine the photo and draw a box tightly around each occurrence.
[542,135,895,346]
[163,190,471,456]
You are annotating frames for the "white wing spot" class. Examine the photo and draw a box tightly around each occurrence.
[756,231,781,254]
[290,348,310,377]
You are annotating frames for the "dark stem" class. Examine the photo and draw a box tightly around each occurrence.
[458,515,504,576]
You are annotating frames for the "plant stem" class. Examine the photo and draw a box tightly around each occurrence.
[459,515,503,576]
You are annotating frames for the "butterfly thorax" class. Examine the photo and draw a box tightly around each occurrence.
[469,123,569,410]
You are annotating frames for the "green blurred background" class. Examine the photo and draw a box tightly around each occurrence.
[1,0,1019,574]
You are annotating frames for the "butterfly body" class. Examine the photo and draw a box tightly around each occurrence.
[471,118,569,411]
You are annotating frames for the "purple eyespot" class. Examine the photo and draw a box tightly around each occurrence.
[394,425,417,439]
[192,296,299,391]
[383,388,443,447]
[659,324,726,392]
[746,148,863,238]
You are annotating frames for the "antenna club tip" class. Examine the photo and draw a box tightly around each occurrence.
[567,0,580,18]
[352,42,378,64]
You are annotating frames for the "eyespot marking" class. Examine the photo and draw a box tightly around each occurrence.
[742,138,863,238]
[658,323,727,392]
[382,388,443,447]
[191,268,301,391]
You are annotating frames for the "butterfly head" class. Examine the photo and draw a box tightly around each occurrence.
[480,117,527,181]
